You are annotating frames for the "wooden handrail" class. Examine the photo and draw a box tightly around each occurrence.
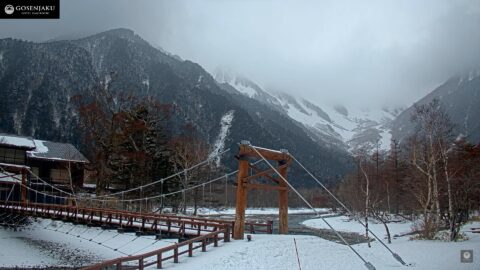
[0,202,273,235]
[81,229,227,270]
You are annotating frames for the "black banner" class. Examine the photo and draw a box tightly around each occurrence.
[1,0,59,19]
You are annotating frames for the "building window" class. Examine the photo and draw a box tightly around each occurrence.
[0,147,26,165]
[50,168,70,184]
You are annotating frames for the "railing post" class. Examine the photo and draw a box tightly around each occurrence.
[267,220,273,234]
[225,227,231,242]
[157,252,162,269]
[174,244,179,263]
[116,262,122,270]
[214,233,218,247]
[139,258,144,270]
[188,243,193,257]
[201,239,206,252]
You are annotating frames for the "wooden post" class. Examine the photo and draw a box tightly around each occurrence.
[20,168,27,203]
[157,253,162,269]
[188,243,193,257]
[233,158,249,240]
[201,239,206,252]
[174,245,179,263]
[234,143,292,237]
[278,160,288,234]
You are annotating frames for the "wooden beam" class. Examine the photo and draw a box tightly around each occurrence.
[243,163,289,182]
[249,163,279,184]
[245,183,287,191]
[239,144,291,162]
[233,159,249,240]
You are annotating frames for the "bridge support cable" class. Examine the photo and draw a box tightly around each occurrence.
[4,185,15,203]
[113,235,140,252]
[249,143,376,270]
[27,168,75,198]
[94,148,232,199]
[130,238,167,255]
[13,148,232,204]
[8,150,256,207]
[40,223,128,256]
[290,155,407,266]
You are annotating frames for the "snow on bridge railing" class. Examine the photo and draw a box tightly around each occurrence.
[81,228,228,270]
[0,201,273,236]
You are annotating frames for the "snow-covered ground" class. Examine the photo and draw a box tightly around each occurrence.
[1,215,479,269]
[169,217,480,270]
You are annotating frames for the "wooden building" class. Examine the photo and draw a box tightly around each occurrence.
[0,133,89,202]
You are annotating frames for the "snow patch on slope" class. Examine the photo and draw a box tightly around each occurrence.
[274,93,400,152]
[214,71,402,152]
[142,78,149,89]
[210,110,234,166]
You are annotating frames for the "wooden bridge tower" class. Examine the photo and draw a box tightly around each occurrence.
[233,142,292,240]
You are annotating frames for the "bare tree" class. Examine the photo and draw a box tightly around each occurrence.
[169,124,211,215]
[410,99,456,239]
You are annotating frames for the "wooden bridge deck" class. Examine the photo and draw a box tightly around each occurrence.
[0,202,273,269]
[0,202,272,237]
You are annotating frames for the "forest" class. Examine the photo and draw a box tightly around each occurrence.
[337,99,480,242]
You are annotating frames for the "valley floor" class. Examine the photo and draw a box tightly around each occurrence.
[0,212,478,270]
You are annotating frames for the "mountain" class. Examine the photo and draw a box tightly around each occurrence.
[391,70,480,144]
[214,70,403,153]
[0,28,352,185]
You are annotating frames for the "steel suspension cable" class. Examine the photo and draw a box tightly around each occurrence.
[290,154,406,266]
[19,148,231,202]
[95,148,231,199]
[249,144,376,270]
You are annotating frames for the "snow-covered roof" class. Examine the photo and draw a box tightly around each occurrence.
[0,133,36,149]
[28,140,89,163]
[0,133,89,163]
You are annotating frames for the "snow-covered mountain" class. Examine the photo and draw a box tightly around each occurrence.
[214,70,403,152]
[391,69,480,144]
[0,28,353,186]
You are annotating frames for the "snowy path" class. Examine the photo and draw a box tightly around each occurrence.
[164,218,480,270]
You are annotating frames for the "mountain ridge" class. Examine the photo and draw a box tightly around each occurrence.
[0,28,352,186]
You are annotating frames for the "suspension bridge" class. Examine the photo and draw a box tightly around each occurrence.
[0,142,408,270]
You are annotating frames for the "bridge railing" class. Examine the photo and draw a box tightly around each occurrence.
[0,201,273,236]
[81,228,228,270]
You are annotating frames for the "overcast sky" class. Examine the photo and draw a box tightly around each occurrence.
[1,0,479,108]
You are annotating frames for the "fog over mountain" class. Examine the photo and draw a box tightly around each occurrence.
[0,0,479,109]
